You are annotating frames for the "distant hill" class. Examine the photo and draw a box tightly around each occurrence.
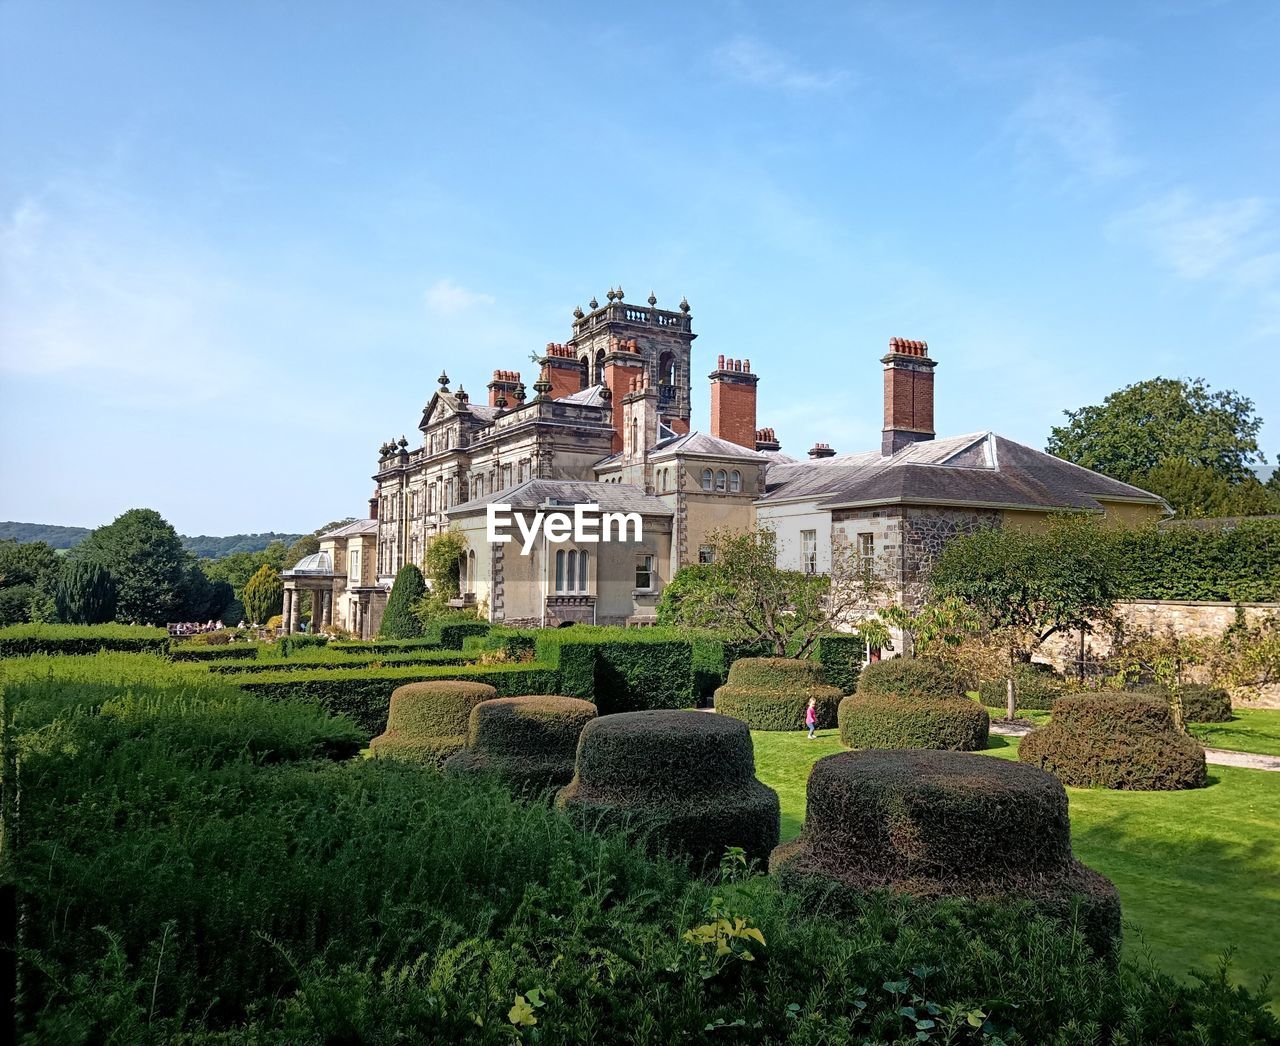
[0,522,304,558]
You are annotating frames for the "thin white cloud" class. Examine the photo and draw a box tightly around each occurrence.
[1008,69,1137,182]
[423,278,495,315]
[713,36,851,93]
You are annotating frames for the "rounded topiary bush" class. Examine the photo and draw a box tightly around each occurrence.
[837,693,989,751]
[556,710,780,869]
[1019,693,1207,790]
[856,657,968,699]
[977,663,1067,711]
[368,680,497,764]
[444,695,597,791]
[1134,682,1233,723]
[770,749,1121,960]
[713,657,843,730]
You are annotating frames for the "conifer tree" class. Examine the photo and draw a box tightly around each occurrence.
[379,563,426,639]
[242,563,283,626]
[53,560,117,625]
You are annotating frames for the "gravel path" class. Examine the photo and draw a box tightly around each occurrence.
[989,722,1280,772]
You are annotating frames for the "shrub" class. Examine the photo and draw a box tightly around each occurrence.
[53,559,117,625]
[428,618,491,649]
[713,657,843,730]
[0,623,170,657]
[1135,682,1234,723]
[837,692,990,750]
[1116,518,1280,602]
[770,749,1122,961]
[444,695,597,791]
[368,680,498,764]
[556,710,780,869]
[856,656,968,698]
[170,644,261,662]
[237,662,560,734]
[379,564,426,639]
[977,662,1068,711]
[815,633,865,694]
[535,629,697,712]
[1019,693,1208,790]
[275,632,328,657]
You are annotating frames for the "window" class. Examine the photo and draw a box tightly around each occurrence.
[635,554,655,591]
[729,470,742,493]
[502,464,512,489]
[659,469,669,493]
[715,469,727,492]
[801,530,818,575]
[701,468,713,491]
[427,485,435,514]
[350,549,360,585]
[554,549,589,593]
[473,474,484,498]
[467,550,476,592]
[698,546,715,564]
[857,533,874,570]
[630,418,638,457]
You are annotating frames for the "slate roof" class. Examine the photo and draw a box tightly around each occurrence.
[319,519,379,539]
[649,430,766,462]
[760,431,1168,513]
[448,478,674,517]
[560,384,608,406]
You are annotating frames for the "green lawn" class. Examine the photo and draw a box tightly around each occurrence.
[751,729,1280,991]
[1189,708,1280,756]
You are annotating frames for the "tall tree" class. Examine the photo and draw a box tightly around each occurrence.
[71,509,189,624]
[1131,459,1280,519]
[241,564,283,626]
[54,561,118,625]
[1046,377,1266,485]
[379,564,426,639]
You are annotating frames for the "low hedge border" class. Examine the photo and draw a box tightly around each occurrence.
[170,645,262,662]
[237,662,561,734]
[714,658,843,731]
[0,624,171,658]
[330,638,445,655]
[838,693,990,751]
[207,651,479,675]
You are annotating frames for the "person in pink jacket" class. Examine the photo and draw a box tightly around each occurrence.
[805,696,817,739]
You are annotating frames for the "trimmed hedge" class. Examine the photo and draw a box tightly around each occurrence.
[1019,694,1208,790]
[1117,519,1280,602]
[770,749,1121,961]
[444,695,597,791]
[170,644,262,663]
[837,693,990,751]
[815,633,865,694]
[369,680,497,763]
[207,651,479,675]
[1135,682,1234,723]
[237,663,561,734]
[557,710,780,869]
[856,657,968,699]
[977,662,1067,711]
[330,638,445,654]
[0,623,170,658]
[431,620,491,649]
[534,630,696,713]
[713,657,843,731]
[275,633,328,658]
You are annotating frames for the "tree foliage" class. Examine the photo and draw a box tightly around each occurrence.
[53,560,118,625]
[241,564,283,626]
[1046,377,1266,485]
[929,514,1123,664]
[71,509,191,625]
[380,564,427,639]
[1130,459,1279,519]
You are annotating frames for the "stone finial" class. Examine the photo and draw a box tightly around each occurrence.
[495,391,508,409]
[437,371,450,389]
[455,385,469,404]
[679,296,690,314]
[573,304,585,319]
[606,288,617,302]
[514,382,527,402]
[589,295,599,310]
[647,291,657,306]
[532,375,553,401]
[616,285,624,300]
[398,435,409,449]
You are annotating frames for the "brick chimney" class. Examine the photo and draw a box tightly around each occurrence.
[603,337,645,453]
[709,355,758,449]
[368,493,379,520]
[538,343,585,400]
[808,442,836,459]
[881,337,937,456]
[487,369,522,408]
[754,427,781,452]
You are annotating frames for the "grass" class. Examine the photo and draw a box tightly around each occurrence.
[751,728,1280,991]
[1188,708,1280,756]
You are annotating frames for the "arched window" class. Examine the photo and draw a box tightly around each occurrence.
[730,470,742,493]
[567,549,578,592]
[658,351,675,387]
[468,549,476,593]
[593,348,606,385]
[555,549,565,592]
[577,356,589,389]
[715,469,727,492]
[701,468,713,491]
[578,549,589,591]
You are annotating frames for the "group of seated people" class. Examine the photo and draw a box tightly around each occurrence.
[167,620,225,636]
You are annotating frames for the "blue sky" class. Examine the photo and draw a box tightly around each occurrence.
[2,1,1277,534]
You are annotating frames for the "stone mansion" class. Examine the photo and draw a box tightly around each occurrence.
[280,288,1168,638]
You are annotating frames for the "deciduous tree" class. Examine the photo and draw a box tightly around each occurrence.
[71,509,189,624]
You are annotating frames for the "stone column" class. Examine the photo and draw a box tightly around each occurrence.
[354,601,362,639]
[289,587,302,634]
[322,590,332,628]
[282,587,293,633]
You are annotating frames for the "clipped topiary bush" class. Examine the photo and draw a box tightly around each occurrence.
[1019,693,1207,790]
[815,633,865,694]
[838,692,990,751]
[556,710,780,869]
[770,749,1121,961]
[1135,682,1233,723]
[856,657,968,699]
[713,657,843,731]
[444,695,597,791]
[368,680,497,764]
[977,662,1067,711]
